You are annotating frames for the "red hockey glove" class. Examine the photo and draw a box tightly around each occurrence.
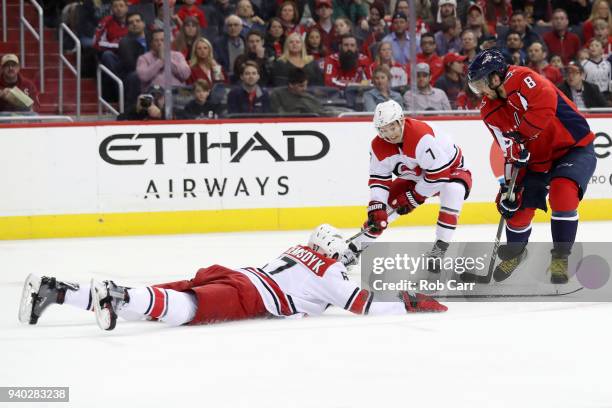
[400,292,447,312]
[495,184,523,219]
[365,201,388,235]
[390,189,426,215]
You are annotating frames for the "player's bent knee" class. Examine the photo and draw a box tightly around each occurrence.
[549,177,579,212]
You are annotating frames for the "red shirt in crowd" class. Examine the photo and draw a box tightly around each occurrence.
[94,15,129,52]
[0,73,40,112]
[543,30,581,65]
[176,5,208,28]
[323,52,372,88]
[416,53,444,84]
[528,63,563,85]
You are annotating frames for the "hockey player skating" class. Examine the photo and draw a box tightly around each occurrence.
[18,225,446,331]
[350,99,472,273]
[467,48,597,283]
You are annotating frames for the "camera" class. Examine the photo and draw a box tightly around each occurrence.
[139,94,154,109]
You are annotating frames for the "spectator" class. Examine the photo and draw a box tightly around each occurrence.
[582,38,612,98]
[233,30,272,85]
[95,0,129,87]
[277,1,305,36]
[552,0,591,27]
[361,66,403,111]
[465,2,490,40]
[207,0,235,36]
[370,41,408,87]
[306,28,328,70]
[460,29,479,66]
[455,83,481,110]
[332,0,368,26]
[558,62,608,109]
[324,34,372,88]
[359,1,389,60]
[227,60,271,114]
[136,29,192,91]
[416,0,435,26]
[479,34,498,51]
[188,38,227,87]
[330,16,354,53]
[543,9,581,65]
[181,79,221,119]
[416,32,444,84]
[213,15,246,79]
[236,0,266,37]
[593,18,612,57]
[434,16,462,55]
[498,9,541,51]
[527,41,563,85]
[382,12,420,65]
[0,54,39,112]
[272,32,324,86]
[550,54,565,72]
[270,67,325,115]
[434,52,466,109]
[176,0,208,29]
[312,0,336,51]
[172,17,202,61]
[481,0,513,35]
[118,12,150,106]
[431,0,458,33]
[502,31,527,65]
[264,17,286,59]
[117,85,167,120]
[404,62,451,111]
[151,0,180,35]
[393,0,430,34]
[516,0,552,27]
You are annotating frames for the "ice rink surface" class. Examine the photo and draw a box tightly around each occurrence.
[1,222,611,408]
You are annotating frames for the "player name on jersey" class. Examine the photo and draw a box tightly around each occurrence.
[282,246,333,276]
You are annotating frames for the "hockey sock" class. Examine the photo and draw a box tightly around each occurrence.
[506,208,535,243]
[436,182,465,243]
[121,287,197,326]
[64,284,93,311]
[550,177,579,256]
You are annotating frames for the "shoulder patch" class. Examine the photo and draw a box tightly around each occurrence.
[371,137,401,161]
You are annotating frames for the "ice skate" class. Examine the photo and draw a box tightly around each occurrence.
[90,279,129,331]
[549,252,569,284]
[19,274,79,325]
[424,240,449,273]
[493,246,528,282]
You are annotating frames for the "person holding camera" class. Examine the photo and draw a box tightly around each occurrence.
[117,85,166,120]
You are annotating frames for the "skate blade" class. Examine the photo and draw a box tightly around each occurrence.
[90,279,117,331]
[18,274,41,324]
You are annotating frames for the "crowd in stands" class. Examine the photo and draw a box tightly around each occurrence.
[2,0,612,117]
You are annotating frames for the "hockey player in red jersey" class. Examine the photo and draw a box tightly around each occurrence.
[323,34,372,88]
[18,225,446,331]
[348,100,473,273]
[467,48,597,283]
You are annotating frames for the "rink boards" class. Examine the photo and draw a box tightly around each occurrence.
[1,116,611,239]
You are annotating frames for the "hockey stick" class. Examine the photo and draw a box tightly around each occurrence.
[346,208,397,243]
[433,286,583,299]
[460,166,520,284]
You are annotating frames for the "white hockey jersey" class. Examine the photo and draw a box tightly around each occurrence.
[235,245,407,317]
[368,117,466,204]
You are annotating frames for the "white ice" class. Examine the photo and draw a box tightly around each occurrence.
[1,222,611,408]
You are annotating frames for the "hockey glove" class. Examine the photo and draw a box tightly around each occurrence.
[506,140,530,168]
[503,130,526,144]
[496,184,523,219]
[365,201,388,235]
[399,292,447,312]
[390,189,426,215]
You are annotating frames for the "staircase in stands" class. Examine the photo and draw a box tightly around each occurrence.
[1,0,98,115]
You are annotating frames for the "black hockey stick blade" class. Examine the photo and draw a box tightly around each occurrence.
[434,286,584,299]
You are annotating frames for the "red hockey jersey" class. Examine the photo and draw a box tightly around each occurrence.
[323,52,371,88]
[479,65,594,173]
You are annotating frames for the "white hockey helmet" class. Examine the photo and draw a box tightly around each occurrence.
[308,224,348,260]
[373,99,405,140]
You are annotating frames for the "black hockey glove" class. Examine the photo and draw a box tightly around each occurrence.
[495,184,523,219]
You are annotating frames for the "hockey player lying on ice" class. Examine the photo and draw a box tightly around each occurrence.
[19,224,446,331]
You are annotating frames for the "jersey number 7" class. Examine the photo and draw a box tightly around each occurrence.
[266,256,297,275]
